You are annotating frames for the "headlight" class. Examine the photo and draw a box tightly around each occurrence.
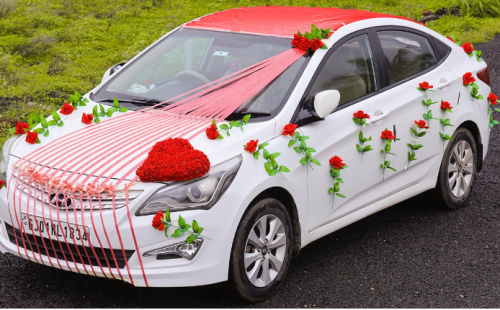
[136,154,242,215]
[0,135,21,181]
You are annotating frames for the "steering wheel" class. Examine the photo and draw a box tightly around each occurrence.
[174,70,211,85]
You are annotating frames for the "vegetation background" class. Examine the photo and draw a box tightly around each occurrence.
[1,0,500,148]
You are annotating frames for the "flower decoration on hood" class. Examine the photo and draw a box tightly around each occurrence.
[25,130,40,145]
[282,123,298,136]
[81,113,94,125]
[14,122,29,135]
[59,102,75,115]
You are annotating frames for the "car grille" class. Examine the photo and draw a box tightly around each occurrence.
[5,223,134,270]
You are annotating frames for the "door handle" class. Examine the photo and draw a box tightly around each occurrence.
[371,110,390,123]
[438,79,453,89]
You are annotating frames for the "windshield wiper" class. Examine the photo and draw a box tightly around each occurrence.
[226,111,271,120]
[98,98,166,107]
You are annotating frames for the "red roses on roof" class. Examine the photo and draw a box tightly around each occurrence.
[291,24,329,53]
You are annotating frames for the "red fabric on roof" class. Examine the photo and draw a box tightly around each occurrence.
[184,6,416,38]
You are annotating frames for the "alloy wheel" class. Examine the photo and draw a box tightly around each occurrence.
[448,140,474,198]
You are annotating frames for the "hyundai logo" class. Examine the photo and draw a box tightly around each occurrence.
[49,192,73,208]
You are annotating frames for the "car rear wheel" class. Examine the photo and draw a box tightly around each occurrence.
[430,128,477,209]
[224,198,293,302]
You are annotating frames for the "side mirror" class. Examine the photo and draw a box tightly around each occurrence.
[101,62,126,83]
[313,90,340,118]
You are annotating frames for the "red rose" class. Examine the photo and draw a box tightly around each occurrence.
[488,93,498,105]
[381,129,396,140]
[152,212,164,231]
[60,101,75,115]
[353,110,370,120]
[81,113,93,125]
[446,36,456,43]
[298,37,311,51]
[418,81,433,90]
[462,42,474,54]
[329,156,346,170]
[205,124,219,140]
[25,130,38,145]
[0,180,4,189]
[291,34,301,47]
[463,72,476,85]
[415,120,429,129]
[282,123,298,136]
[310,38,324,51]
[15,122,29,135]
[440,100,453,110]
[244,139,259,153]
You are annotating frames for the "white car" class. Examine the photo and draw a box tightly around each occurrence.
[0,6,491,302]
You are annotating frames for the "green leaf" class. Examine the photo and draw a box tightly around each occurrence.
[298,135,309,141]
[305,151,312,159]
[387,166,397,172]
[52,111,61,121]
[299,141,306,149]
[192,220,199,234]
[93,105,98,115]
[259,142,269,150]
[335,193,346,198]
[356,144,362,152]
[178,215,186,229]
[493,120,500,125]
[58,120,64,127]
[417,131,427,137]
[299,157,308,165]
[171,228,186,238]
[242,114,251,124]
[293,146,302,153]
[43,130,50,137]
[212,119,217,127]
[477,95,484,100]
[362,145,373,152]
[217,133,224,139]
[264,162,272,173]
[334,182,340,192]
[293,132,300,139]
[288,140,296,147]
[33,128,45,134]
[94,117,101,123]
[271,159,278,170]
[253,152,260,160]
[310,158,321,166]
[165,209,171,222]
[410,128,418,137]
[494,108,500,113]
[263,148,269,159]
[106,110,114,117]
[268,170,277,176]
[219,124,229,130]
[336,178,344,183]
[328,188,334,194]
[113,97,120,108]
[48,120,57,126]
[269,152,280,160]
[107,107,117,113]
[471,82,479,89]
[186,234,197,244]
[330,168,340,178]
[119,107,128,113]
[305,147,316,153]
[9,128,15,135]
[164,230,169,238]
[99,104,105,114]
[279,166,290,173]
[232,121,242,127]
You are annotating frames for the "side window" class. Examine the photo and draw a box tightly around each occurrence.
[309,34,377,106]
[376,30,438,85]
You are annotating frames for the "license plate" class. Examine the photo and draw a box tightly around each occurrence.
[21,213,90,246]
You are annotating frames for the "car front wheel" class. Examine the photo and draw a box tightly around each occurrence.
[225,198,293,302]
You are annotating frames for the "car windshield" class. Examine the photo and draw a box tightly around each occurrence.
[92,28,308,119]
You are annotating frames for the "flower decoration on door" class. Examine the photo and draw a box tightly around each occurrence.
[407,120,428,165]
[285,124,321,168]
[488,93,500,128]
[291,24,331,54]
[152,209,208,244]
[463,72,483,102]
[328,155,347,207]
[245,140,290,177]
[352,110,373,163]
[417,81,435,98]
[421,97,437,127]
[380,128,399,180]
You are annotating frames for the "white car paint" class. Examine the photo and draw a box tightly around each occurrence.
[0,17,490,287]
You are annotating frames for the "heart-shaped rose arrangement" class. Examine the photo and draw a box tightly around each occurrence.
[136,138,210,182]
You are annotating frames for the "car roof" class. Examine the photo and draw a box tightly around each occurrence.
[183,6,416,38]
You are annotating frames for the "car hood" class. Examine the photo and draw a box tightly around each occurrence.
[10,101,276,182]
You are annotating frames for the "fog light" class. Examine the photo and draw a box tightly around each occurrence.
[143,238,203,261]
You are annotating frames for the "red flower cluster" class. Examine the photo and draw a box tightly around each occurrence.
[136,138,210,182]
[441,100,453,110]
[81,113,93,125]
[0,180,4,189]
[25,130,38,145]
[418,81,433,90]
[329,156,346,170]
[244,139,259,153]
[462,42,474,54]
[15,122,29,135]
[381,129,396,140]
[463,72,476,85]
[488,93,498,105]
[292,34,324,52]
[353,110,370,120]
[60,102,75,115]
[282,123,298,136]
[205,124,219,140]
[152,212,165,231]
[415,120,429,129]
[446,36,456,43]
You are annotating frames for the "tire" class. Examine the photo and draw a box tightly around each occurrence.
[224,198,293,302]
[429,127,477,210]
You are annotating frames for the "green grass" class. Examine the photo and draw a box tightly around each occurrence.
[1,0,500,149]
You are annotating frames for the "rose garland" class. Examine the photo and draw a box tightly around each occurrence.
[328,156,347,207]
[488,93,500,128]
[244,140,290,177]
[152,209,208,244]
[435,100,454,150]
[291,24,331,54]
[407,120,428,165]
[463,72,484,102]
[69,91,89,109]
[447,35,483,62]
[417,81,436,99]
[418,81,437,127]
[352,110,372,163]
[380,129,399,180]
[283,124,321,168]
[205,114,252,140]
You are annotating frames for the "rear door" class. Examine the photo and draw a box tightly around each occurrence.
[369,28,460,194]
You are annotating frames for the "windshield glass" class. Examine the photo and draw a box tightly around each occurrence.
[92,28,307,119]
